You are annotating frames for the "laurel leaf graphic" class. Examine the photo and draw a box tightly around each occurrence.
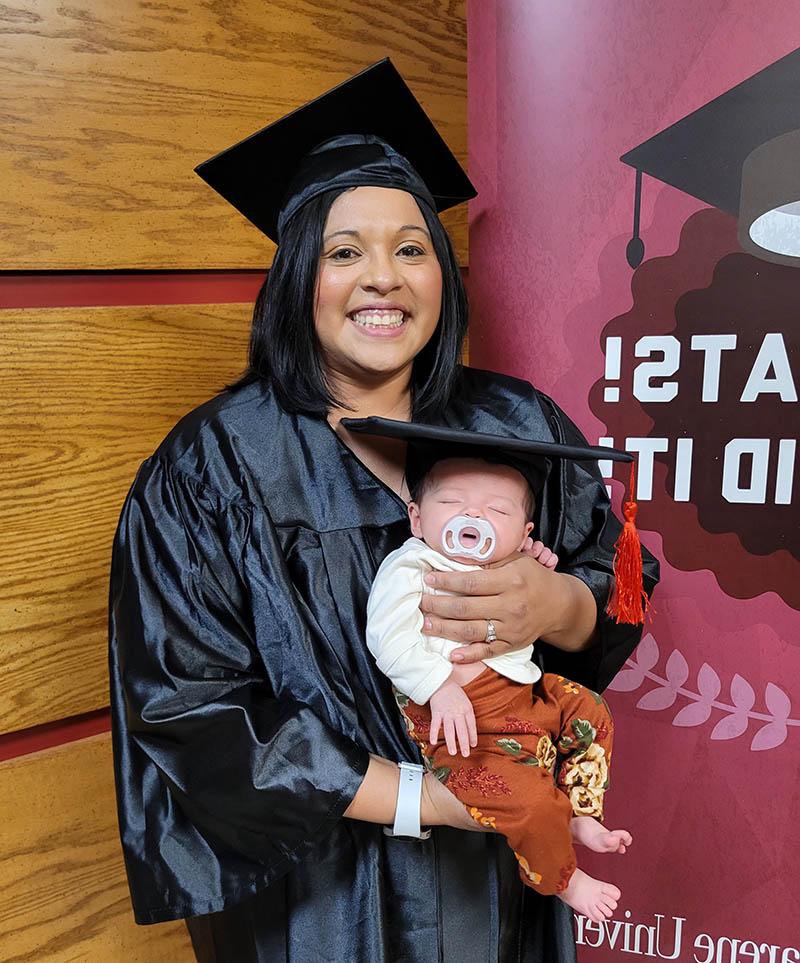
[610,635,798,753]
[636,686,678,711]
[750,721,788,752]
[665,650,689,687]
[730,674,756,712]
[764,683,791,721]
[710,713,749,741]
[672,701,713,727]
[634,633,659,671]
[697,663,721,700]
[607,668,645,692]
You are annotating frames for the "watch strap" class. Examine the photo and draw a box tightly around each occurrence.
[383,761,431,840]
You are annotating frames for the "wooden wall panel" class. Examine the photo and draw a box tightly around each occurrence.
[0,734,194,960]
[0,0,468,270]
[0,304,251,735]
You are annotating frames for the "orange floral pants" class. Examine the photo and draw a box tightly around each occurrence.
[396,669,614,895]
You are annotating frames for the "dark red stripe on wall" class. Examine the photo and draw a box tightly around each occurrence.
[0,271,265,309]
[0,708,112,763]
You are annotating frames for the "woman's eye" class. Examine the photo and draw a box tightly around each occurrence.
[330,247,359,260]
[398,245,425,257]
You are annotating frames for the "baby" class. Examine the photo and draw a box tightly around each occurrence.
[367,455,631,923]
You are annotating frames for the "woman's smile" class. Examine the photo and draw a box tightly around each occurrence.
[349,304,410,336]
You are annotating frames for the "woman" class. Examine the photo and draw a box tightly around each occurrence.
[109,61,658,962]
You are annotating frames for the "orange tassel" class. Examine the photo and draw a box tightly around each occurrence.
[606,461,649,625]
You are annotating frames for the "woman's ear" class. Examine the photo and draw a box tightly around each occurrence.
[408,501,423,538]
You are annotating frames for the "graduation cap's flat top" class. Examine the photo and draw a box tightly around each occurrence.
[341,417,632,463]
[195,59,476,242]
[621,48,800,215]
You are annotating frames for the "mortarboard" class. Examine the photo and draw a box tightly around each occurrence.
[341,417,647,624]
[194,58,476,244]
[341,416,632,496]
[621,48,800,268]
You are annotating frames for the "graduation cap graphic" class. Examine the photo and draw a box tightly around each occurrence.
[621,48,800,268]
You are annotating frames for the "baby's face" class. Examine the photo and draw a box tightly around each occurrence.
[408,458,534,564]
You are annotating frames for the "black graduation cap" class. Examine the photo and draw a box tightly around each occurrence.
[341,416,632,498]
[342,417,648,625]
[620,48,800,267]
[194,58,476,243]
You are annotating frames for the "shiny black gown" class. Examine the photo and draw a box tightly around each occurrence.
[109,366,659,962]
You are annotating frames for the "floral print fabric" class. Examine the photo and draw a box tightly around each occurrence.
[396,669,614,895]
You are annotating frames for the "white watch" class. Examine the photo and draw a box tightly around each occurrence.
[383,762,431,840]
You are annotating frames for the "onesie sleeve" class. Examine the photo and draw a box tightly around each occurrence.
[109,457,369,921]
[366,546,454,704]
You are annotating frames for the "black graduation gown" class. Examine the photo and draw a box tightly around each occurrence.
[109,366,659,962]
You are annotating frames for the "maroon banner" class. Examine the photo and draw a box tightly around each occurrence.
[468,2,800,958]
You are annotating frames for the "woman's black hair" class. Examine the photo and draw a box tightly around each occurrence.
[229,187,468,420]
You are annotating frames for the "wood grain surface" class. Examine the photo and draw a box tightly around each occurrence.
[0,303,251,735]
[0,0,468,270]
[0,734,195,961]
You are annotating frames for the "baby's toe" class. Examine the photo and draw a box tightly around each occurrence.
[598,898,617,919]
[588,905,606,924]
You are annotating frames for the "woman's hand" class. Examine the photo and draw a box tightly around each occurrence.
[420,771,493,832]
[419,554,598,661]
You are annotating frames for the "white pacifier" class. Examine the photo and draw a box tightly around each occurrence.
[440,514,497,561]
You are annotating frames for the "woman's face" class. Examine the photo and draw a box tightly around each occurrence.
[315,186,443,387]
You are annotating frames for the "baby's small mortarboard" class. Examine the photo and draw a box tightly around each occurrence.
[194,58,476,244]
[621,48,800,268]
[342,417,648,625]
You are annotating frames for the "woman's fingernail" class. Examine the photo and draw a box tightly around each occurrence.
[423,617,432,631]
[452,653,464,662]
[424,573,436,586]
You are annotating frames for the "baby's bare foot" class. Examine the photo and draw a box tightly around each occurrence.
[558,867,620,922]
[571,815,632,854]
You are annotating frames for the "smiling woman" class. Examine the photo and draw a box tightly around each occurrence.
[108,60,658,963]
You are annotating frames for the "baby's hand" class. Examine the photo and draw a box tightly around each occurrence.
[523,538,559,569]
[429,678,478,757]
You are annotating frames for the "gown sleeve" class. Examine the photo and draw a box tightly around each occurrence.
[533,393,660,694]
[109,456,369,918]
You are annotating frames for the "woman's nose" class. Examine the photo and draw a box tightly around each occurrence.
[360,253,402,293]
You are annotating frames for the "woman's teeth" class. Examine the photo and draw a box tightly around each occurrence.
[351,310,406,328]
